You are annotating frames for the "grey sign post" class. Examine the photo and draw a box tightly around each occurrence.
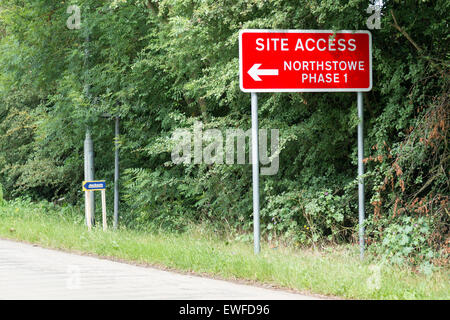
[83,21,95,227]
[100,113,121,229]
[113,116,120,229]
[84,129,95,227]
[251,93,261,254]
[357,92,365,260]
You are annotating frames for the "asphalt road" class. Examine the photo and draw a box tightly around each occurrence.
[0,239,320,300]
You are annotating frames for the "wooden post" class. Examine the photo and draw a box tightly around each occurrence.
[101,189,107,231]
[86,191,92,231]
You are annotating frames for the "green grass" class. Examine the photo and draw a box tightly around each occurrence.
[0,200,448,300]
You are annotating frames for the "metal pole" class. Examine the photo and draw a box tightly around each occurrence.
[84,129,95,226]
[251,92,260,254]
[113,117,120,229]
[83,18,95,227]
[357,91,365,260]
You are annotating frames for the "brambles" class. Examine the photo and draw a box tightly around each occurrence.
[365,93,449,267]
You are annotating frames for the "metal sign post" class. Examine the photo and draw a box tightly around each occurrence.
[84,130,95,227]
[99,113,120,230]
[251,92,261,254]
[357,92,365,260]
[114,116,120,229]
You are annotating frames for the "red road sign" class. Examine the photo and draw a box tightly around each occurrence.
[239,30,372,92]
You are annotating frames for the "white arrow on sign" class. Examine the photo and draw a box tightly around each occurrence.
[247,64,279,81]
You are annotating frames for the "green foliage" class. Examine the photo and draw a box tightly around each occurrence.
[365,94,449,267]
[1,196,83,225]
[0,0,448,269]
[122,167,197,232]
[261,189,355,246]
[0,182,4,206]
[368,215,439,273]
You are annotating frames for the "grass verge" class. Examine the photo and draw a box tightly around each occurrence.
[0,199,448,299]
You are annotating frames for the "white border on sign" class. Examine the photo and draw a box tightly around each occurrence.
[238,29,373,93]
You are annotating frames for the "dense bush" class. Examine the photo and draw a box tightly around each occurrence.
[260,188,356,246]
[365,93,449,268]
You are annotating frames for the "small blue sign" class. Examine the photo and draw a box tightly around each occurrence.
[83,180,106,191]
